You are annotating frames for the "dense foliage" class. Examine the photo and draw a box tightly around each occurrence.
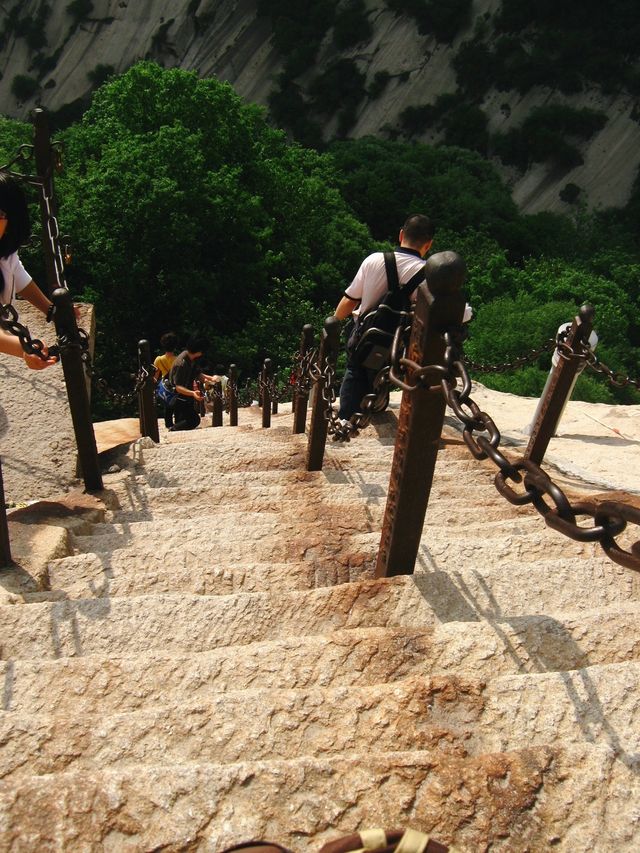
[1,62,638,416]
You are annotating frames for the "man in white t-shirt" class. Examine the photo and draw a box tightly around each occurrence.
[335,214,443,420]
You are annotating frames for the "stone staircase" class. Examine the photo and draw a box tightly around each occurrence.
[0,409,639,851]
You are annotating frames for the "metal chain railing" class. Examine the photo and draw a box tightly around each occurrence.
[54,327,149,407]
[584,351,640,391]
[433,329,640,572]
[464,336,558,373]
[0,303,50,361]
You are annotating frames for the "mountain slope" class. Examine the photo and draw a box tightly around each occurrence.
[1,0,639,214]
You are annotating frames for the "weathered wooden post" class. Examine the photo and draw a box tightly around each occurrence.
[376,252,467,578]
[0,458,12,568]
[525,305,595,465]
[293,324,314,434]
[306,316,341,472]
[261,358,272,429]
[52,288,103,492]
[137,339,159,443]
[32,108,61,298]
[228,364,238,426]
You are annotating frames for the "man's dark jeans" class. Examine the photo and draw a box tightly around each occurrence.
[172,396,201,431]
[338,361,377,420]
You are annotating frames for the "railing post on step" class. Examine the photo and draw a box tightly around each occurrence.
[306,316,340,472]
[0,458,12,568]
[51,288,103,492]
[272,394,278,415]
[137,339,159,443]
[375,253,467,578]
[212,381,223,427]
[525,305,595,466]
[32,108,60,298]
[261,358,272,429]
[228,364,238,426]
[293,324,314,434]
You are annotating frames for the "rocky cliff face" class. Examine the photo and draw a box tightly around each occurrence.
[1,0,639,215]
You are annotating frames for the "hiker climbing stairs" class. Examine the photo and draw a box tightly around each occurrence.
[0,408,638,851]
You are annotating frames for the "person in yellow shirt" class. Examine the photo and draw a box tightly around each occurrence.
[153,332,178,430]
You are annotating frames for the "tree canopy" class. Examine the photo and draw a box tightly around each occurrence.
[54,62,369,396]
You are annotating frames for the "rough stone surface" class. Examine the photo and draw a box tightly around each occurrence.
[0,302,95,503]
[0,407,638,850]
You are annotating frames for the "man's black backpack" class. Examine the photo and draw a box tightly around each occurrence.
[346,251,425,373]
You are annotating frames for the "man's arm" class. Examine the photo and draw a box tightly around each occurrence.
[334,295,359,320]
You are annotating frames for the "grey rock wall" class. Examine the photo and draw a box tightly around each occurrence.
[1,0,639,214]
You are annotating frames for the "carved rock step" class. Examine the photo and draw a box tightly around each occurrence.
[0,746,636,851]
[48,521,559,601]
[409,554,639,619]
[3,579,640,662]
[67,512,378,571]
[3,610,639,717]
[104,473,519,524]
[0,579,440,661]
[1,663,638,783]
[133,443,488,484]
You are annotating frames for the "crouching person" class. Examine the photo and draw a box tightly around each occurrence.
[168,334,218,431]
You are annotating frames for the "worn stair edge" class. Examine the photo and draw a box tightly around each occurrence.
[2,610,639,715]
[0,745,637,852]
[1,663,639,782]
[2,578,640,663]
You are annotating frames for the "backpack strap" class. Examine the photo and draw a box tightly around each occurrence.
[383,251,400,292]
[384,252,425,297]
[402,265,426,296]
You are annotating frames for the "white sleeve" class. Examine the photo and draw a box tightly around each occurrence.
[10,253,33,294]
[344,253,377,302]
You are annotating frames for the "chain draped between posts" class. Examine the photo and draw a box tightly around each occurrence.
[291,306,639,573]
[438,330,640,572]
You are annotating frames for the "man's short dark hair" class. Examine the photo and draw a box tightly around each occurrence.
[186,334,208,354]
[402,214,435,244]
[160,332,178,351]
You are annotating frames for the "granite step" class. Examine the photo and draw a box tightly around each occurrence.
[0,746,635,851]
[3,578,640,662]
[48,520,573,601]
[0,663,637,783]
[2,610,639,717]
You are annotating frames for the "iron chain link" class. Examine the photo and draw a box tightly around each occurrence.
[439,332,640,572]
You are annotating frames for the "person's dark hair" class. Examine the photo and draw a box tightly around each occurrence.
[402,213,435,246]
[186,334,208,354]
[160,332,178,352]
[0,171,31,258]
[214,363,226,375]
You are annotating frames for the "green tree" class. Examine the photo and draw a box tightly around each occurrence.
[56,62,370,407]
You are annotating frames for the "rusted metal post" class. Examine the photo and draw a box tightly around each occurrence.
[525,305,595,465]
[211,382,223,427]
[375,252,467,578]
[52,288,103,492]
[32,108,62,297]
[293,324,314,434]
[306,316,341,472]
[137,340,159,443]
[228,364,238,426]
[261,359,272,428]
[0,458,12,568]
